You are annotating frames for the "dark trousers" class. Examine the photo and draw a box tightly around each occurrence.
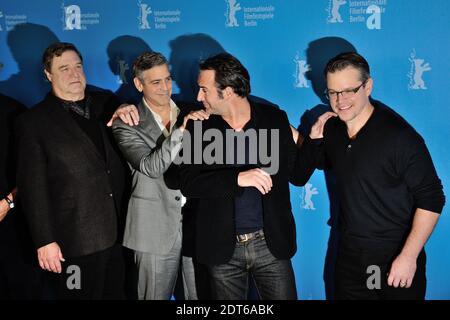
[208,234,297,300]
[49,244,125,300]
[0,258,42,300]
[0,215,43,300]
[335,237,426,300]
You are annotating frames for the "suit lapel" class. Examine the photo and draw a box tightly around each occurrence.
[138,100,165,143]
[45,95,106,163]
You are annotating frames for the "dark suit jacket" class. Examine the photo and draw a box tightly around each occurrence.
[0,94,33,262]
[16,91,128,258]
[178,101,316,265]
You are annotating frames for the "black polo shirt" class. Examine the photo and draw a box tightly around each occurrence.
[305,100,445,243]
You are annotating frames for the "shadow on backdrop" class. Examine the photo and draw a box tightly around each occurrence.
[169,33,226,103]
[0,23,59,108]
[298,37,357,300]
[169,33,277,109]
[107,35,153,105]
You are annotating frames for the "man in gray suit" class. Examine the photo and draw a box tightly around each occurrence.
[112,52,208,300]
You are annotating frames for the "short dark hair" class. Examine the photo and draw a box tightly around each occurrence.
[324,52,371,83]
[199,52,250,98]
[133,51,167,81]
[43,42,83,73]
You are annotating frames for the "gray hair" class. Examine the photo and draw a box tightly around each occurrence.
[133,51,168,82]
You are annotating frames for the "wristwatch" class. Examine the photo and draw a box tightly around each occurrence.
[4,196,14,209]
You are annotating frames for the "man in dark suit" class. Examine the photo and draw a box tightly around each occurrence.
[178,53,316,299]
[16,42,130,299]
[0,94,41,299]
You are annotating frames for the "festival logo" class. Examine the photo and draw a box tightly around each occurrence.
[293,53,310,88]
[138,1,152,29]
[225,0,241,27]
[327,0,386,30]
[301,183,319,210]
[408,49,431,90]
[328,0,346,23]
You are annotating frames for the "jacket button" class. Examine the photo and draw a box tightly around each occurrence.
[109,193,113,197]
[175,196,181,201]
[107,170,111,174]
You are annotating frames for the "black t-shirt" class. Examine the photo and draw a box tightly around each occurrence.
[228,107,263,235]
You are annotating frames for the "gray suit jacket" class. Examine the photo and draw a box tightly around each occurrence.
[112,100,184,254]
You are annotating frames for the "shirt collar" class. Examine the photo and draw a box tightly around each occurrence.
[142,98,179,134]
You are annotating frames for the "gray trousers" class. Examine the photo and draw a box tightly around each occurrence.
[134,229,198,300]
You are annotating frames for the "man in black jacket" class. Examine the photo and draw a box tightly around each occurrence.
[178,53,315,299]
[0,94,40,299]
[16,42,130,299]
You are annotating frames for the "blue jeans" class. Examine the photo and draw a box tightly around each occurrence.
[208,233,297,300]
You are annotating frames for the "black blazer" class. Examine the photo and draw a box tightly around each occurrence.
[179,101,315,265]
[16,91,128,258]
[0,94,33,262]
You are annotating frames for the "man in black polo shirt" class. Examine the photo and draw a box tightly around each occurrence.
[304,52,445,299]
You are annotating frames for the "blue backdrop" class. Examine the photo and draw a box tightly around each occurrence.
[0,0,448,299]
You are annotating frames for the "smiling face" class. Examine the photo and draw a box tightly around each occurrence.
[197,69,226,115]
[134,64,172,108]
[45,50,86,101]
[326,66,373,126]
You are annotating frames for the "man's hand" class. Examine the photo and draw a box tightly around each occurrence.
[106,103,139,127]
[238,168,273,195]
[387,254,417,289]
[0,199,10,223]
[37,242,65,273]
[309,112,337,139]
[386,209,439,289]
[180,110,210,131]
